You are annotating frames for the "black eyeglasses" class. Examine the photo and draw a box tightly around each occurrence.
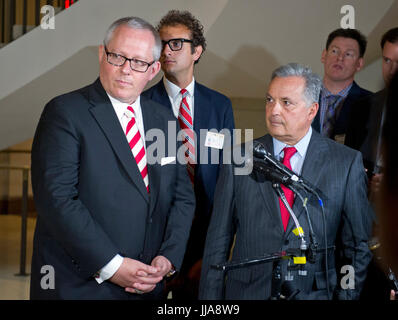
[162,38,193,51]
[104,46,155,73]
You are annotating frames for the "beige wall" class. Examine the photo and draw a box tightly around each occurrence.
[231,97,268,141]
[2,0,398,210]
[0,139,32,211]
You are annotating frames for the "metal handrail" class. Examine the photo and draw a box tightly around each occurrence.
[0,149,31,154]
[0,165,31,276]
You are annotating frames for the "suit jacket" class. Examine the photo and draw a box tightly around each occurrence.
[345,89,386,174]
[312,81,372,138]
[199,131,373,300]
[30,78,195,299]
[142,80,235,268]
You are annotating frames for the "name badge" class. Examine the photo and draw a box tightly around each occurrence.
[204,131,225,150]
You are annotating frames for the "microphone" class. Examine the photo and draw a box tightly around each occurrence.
[253,141,319,196]
[250,158,306,192]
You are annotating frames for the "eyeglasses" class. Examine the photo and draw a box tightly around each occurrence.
[104,46,155,73]
[162,38,193,51]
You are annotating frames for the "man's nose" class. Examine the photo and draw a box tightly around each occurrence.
[121,60,131,74]
[336,52,344,61]
[390,62,398,76]
[162,43,173,56]
[267,102,281,115]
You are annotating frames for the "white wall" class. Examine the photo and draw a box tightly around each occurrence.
[0,0,397,151]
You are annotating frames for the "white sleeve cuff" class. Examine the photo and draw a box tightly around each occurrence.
[95,254,124,284]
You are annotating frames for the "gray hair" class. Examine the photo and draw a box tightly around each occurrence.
[103,17,162,61]
[271,63,322,106]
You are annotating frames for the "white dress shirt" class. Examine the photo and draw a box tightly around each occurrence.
[272,126,313,175]
[95,93,146,284]
[107,93,146,149]
[163,76,195,121]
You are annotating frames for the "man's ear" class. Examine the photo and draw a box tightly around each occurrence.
[308,102,319,122]
[98,45,104,63]
[321,49,327,64]
[148,61,161,81]
[193,45,203,63]
[356,57,364,72]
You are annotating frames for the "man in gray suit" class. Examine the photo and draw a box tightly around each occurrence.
[199,63,372,300]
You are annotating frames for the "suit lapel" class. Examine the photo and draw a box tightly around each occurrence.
[88,79,149,203]
[152,80,173,110]
[141,96,163,216]
[255,135,285,234]
[284,130,328,236]
[193,83,213,169]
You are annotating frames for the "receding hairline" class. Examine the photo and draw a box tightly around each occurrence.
[105,22,155,44]
[103,17,161,61]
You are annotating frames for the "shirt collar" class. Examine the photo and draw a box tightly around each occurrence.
[106,93,141,120]
[321,82,353,98]
[163,76,195,101]
[273,126,313,159]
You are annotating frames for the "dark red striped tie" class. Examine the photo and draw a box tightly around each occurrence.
[125,106,149,193]
[178,89,195,183]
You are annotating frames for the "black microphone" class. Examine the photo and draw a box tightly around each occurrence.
[251,158,305,191]
[253,141,319,195]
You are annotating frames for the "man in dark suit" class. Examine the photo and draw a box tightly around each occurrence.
[345,27,398,301]
[142,10,235,299]
[199,63,372,300]
[312,28,372,143]
[30,17,195,300]
[346,27,398,178]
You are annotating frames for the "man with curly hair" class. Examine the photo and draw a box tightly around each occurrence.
[143,10,235,299]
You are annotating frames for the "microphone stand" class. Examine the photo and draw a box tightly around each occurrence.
[272,183,307,251]
[211,157,334,299]
[252,146,330,299]
[211,183,310,300]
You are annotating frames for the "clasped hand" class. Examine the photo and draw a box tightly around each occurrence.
[109,255,172,294]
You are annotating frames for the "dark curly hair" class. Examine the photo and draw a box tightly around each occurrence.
[157,10,206,64]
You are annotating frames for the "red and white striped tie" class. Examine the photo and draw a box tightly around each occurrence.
[178,89,195,183]
[125,106,149,193]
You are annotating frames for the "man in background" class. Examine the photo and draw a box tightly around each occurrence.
[313,28,372,143]
[345,27,398,301]
[345,27,398,181]
[143,10,235,299]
